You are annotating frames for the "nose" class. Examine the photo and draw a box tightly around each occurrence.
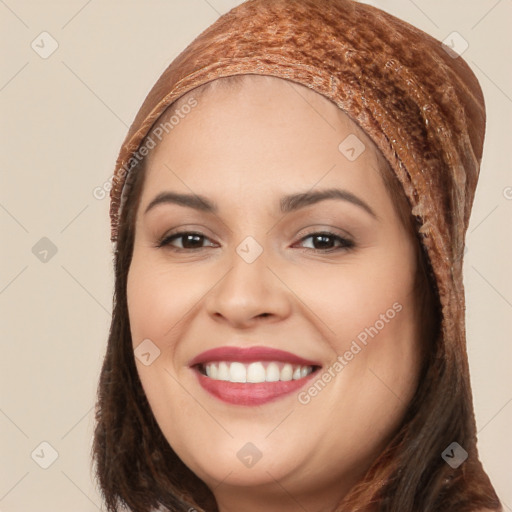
[205,247,292,329]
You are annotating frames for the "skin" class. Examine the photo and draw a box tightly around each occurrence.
[127,75,422,512]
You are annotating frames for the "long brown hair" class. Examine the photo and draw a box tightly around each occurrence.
[92,78,501,511]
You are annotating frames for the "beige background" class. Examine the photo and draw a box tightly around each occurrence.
[1,0,511,510]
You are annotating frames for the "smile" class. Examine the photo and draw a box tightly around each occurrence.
[200,361,315,383]
[189,346,321,406]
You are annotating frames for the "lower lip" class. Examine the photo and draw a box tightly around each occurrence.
[193,368,318,406]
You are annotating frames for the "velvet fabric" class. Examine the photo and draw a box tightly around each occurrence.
[108,0,500,509]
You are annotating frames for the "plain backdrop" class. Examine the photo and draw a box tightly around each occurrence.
[1,1,511,510]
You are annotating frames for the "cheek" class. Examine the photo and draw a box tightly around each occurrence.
[305,250,416,347]
[126,258,200,451]
[126,254,206,345]
[307,243,421,417]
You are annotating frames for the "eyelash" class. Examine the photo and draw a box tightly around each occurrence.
[155,230,355,253]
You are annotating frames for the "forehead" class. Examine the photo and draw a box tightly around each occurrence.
[140,75,387,207]
[147,74,375,157]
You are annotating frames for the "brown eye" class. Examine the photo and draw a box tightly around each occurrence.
[297,232,354,252]
[157,231,216,251]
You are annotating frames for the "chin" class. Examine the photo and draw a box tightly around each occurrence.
[170,435,306,488]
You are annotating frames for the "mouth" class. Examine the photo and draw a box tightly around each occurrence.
[189,346,322,406]
[197,360,316,382]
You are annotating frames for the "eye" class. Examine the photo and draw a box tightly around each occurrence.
[156,230,355,253]
[296,231,355,252]
[156,231,217,251]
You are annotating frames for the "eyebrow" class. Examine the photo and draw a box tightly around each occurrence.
[144,188,378,219]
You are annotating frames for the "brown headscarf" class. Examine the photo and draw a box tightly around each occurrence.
[105,0,501,510]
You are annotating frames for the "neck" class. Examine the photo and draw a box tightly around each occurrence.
[211,477,351,512]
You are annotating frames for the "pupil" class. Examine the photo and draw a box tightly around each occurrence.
[183,234,203,248]
[315,234,333,249]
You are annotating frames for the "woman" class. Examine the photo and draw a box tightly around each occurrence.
[93,0,502,510]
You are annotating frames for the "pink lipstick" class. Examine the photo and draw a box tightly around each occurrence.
[189,346,321,406]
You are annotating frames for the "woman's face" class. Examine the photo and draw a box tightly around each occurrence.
[127,75,422,511]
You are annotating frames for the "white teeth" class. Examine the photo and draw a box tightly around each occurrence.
[247,362,266,383]
[201,361,315,383]
[229,362,247,382]
[218,361,230,381]
[280,363,293,381]
[266,362,280,382]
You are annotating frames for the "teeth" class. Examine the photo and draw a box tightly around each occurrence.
[280,363,293,381]
[202,361,315,383]
[266,362,280,382]
[247,362,266,383]
[218,361,230,381]
[230,362,247,382]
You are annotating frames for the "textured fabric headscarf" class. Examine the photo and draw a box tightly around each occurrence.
[106,0,500,509]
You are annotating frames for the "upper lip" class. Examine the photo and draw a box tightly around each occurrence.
[188,346,321,367]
